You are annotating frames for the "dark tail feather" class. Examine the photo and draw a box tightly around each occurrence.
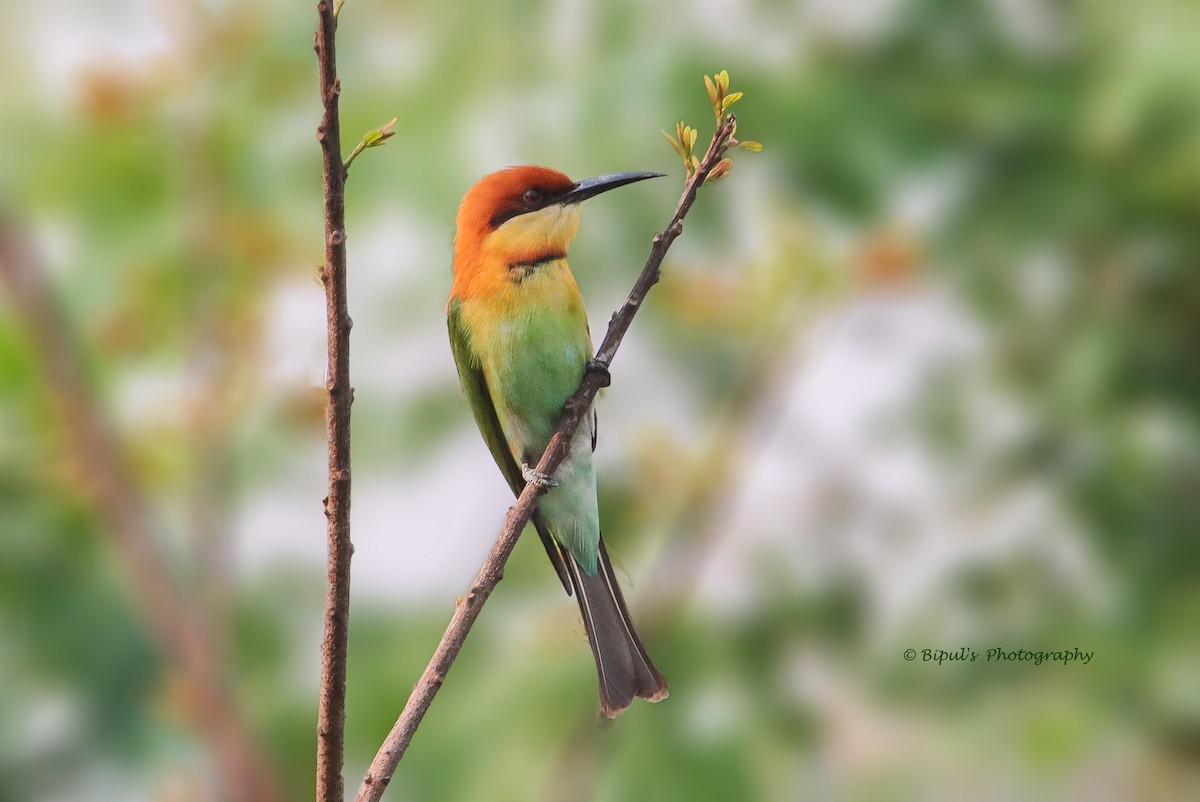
[533,511,572,594]
[566,538,669,718]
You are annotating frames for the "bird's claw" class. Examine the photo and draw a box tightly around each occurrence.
[586,358,611,388]
[522,463,559,488]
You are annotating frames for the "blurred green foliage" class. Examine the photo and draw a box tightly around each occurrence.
[2,0,1199,800]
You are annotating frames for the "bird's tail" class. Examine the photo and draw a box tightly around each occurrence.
[565,538,669,718]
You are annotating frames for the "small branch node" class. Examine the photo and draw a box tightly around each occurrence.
[586,358,612,388]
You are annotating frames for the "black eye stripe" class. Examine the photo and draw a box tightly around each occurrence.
[487,186,558,228]
[488,206,523,228]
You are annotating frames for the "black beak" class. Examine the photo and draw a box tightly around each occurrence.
[559,171,665,205]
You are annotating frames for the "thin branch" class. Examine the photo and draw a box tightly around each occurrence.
[0,222,284,802]
[314,1,355,801]
[354,113,740,802]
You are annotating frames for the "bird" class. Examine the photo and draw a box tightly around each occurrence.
[447,165,669,718]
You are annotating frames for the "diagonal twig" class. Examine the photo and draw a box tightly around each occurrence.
[0,224,284,802]
[354,113,739,802]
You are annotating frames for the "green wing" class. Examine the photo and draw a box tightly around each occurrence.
[447,298,571,594]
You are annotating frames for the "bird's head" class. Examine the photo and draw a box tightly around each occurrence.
[452,165,662,293]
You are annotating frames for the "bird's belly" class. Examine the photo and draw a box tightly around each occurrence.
[465,268,601,567]
[488,316,587,460]
[488,315,600,568]
[466,261,592,459]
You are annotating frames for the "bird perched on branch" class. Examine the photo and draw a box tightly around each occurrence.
[447,165,669,718]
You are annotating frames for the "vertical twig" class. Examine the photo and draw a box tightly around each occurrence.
[314,2,354,801]
[354,114,739,802]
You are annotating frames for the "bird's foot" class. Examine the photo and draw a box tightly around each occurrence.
[522,463,560,488]
[586,358,611,388]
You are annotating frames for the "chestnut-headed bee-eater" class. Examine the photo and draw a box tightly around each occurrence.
[447,165,669,718]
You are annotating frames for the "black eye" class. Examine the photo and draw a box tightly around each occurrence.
[521,188,543,206]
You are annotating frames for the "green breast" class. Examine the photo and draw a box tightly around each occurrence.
[471,263,592,462]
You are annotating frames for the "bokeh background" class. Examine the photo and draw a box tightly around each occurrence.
[3,0,1199,800]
